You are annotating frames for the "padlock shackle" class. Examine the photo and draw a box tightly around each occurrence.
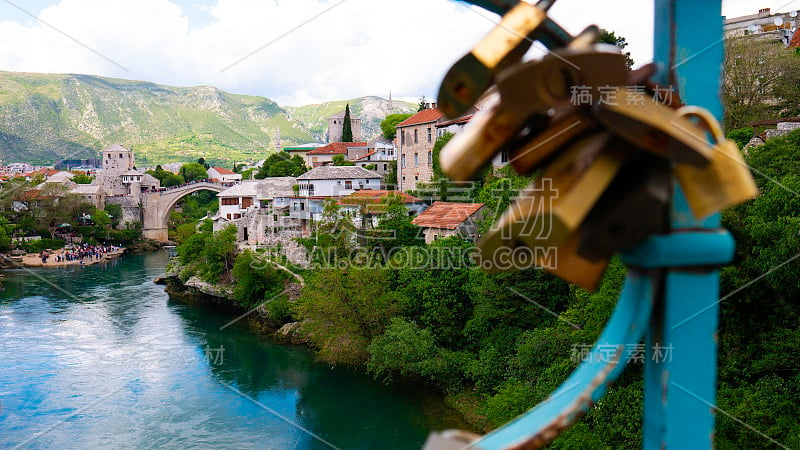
[676,105,725,142]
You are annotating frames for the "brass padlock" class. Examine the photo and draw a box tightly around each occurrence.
[509,110,596,175]
[674,106,759,219]
[497,44,628,117]
[593,88,714,167]
[479,227,609,291]
[438,0,553,118]
[439,93,527,182]
[577,154,671,261]
[478,133,626,290]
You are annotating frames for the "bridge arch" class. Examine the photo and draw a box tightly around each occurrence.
[141,182,226,241]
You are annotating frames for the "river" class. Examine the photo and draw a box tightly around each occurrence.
[0,250,466,449]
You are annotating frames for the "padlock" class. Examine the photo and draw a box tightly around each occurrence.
[674,106,759,219]
[478,226,609,291]
[478,133,626,290]
[497,43,628,117]
[438,0,561,118]
[577,154,671,261]
[439,93,527,182]
[593,87,713,167]
[509,110,596,175]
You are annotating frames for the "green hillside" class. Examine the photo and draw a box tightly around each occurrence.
[0,71,414,165]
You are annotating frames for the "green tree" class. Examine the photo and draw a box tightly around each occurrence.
[146,168,184,187]
[599,29,634,69]
[380,114,413,140]
[383,160,398,190]
[72,172,94,184]
[104,204,123,228]
[341,103,354,142]
[179,162,208,183]
[231,250,287,307]
[331,154,354,166]
[197,157,210,169]
[256,154,308,179]
[723,37,800,129]
[296,268,400,365]
[418,96,428,112]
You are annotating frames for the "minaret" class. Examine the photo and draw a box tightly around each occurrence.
[388,89,393,115]
[274,127,281,151]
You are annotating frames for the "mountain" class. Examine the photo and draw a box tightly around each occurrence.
[286,96,416,143]
[0,71,415,165]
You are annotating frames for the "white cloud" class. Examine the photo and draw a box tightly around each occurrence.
[0,0,791,106]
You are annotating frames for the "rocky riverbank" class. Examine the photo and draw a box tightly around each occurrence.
[162,261,308,344]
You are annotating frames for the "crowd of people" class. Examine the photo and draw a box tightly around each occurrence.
[48,243,121,264]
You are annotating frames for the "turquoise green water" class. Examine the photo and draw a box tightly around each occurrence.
[0,251,461,449]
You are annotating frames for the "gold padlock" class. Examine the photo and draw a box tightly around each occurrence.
[439,93,526,182]
[593,88,714,167]
[438,1,550,118]
[674,106,759,219]
[478,133,627,290]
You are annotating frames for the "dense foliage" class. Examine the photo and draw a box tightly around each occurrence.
[284,131,800,447]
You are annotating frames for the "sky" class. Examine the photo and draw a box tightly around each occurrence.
[0,0,797,106]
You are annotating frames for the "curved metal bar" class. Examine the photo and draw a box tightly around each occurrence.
[468,270,656,449]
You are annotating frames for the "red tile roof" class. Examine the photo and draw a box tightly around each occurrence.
[790,29,800,48]
[211,167,236,175]
[396,108,445,128]
[411,201,484,230]
[354,151,377,161]
[307,142,368,155]
[436,115,474,128]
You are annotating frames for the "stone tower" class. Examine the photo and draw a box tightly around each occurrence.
[326,110,362,143]
[98,144,136,196]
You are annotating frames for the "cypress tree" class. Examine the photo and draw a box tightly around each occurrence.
[341,104,353,142]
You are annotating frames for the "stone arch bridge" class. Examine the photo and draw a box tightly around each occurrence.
[141,181,225,241]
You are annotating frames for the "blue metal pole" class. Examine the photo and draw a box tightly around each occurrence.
[645,1,726,448]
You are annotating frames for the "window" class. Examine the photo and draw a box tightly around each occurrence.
[365,179,370,184]
[414,153,418,167]
[345,180,353,189]
[401,154,406,168]
[427,127,432,143]
[401,131,406,145]
[414,129,418,144]
[383,164,387,171]
[428,151,432,166]
[308,183,315,194]
[222,198,238,206]
[415,175,419,181]
[501,148,509,163]
[273,215,278,221]
[119,153,123,158]
[241,197,253,208]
